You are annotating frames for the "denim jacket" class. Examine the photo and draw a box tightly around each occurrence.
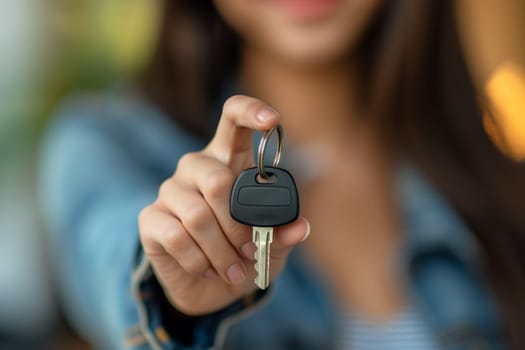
[39,90,506,349]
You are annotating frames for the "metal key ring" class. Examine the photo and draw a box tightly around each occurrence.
[257,124,284,180]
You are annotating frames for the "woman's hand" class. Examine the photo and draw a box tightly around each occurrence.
[138,95,310,316]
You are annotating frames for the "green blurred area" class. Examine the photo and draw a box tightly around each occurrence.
[44,0,161,92]
[0,1,162,345]
[0,0,162,161]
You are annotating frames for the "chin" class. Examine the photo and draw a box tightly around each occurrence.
[228,0,381,64]
[247,19,360,66]
[216,0,382,68]
[261,23,365,66]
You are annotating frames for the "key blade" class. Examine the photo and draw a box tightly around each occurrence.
[253,226,273,289]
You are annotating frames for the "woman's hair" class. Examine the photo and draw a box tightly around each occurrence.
[140,1,525,347]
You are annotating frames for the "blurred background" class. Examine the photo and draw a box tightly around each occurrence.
[0,0,523,349]
[0,1,161,348]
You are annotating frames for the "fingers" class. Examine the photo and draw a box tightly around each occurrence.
[139,206,213,278]
[270,217,311,262]
[205,95,280,169]
[174,151,311,269]
[142,95,308,293]
[141,199,311,287]
[158,180,249,285]
[176,152,251,256]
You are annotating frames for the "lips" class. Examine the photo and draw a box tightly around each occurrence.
[273,0,341,22]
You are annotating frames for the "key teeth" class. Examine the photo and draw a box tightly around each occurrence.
[252,227,272,290]
[253,242,259,275]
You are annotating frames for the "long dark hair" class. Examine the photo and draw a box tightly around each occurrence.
[140,1,525,347]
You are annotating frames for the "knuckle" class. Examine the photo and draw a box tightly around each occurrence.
[138,205,156,242]
[137,205,151,229]
[158,180,186,206]
[201,168,235,200]
[183,255,209,276]
[181,202,210,231]
[176,152,198,171]
[158,178,174,199]
[161,224,187,250]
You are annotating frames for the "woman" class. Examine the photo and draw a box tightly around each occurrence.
[40,0,525,349]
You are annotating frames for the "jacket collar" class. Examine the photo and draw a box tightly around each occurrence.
[397,164,505,349]
[396,163,481,268]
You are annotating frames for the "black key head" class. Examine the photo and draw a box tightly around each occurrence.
[230,166,300,227]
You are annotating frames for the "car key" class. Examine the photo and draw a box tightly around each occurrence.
[230,125,300,289]
[230,166,300,289]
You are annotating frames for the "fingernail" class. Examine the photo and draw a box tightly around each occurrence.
[241,242,257,260]
[301,218,311,242]
[227,263,246,284]
[203,268,218,279]
[256,107,279,123]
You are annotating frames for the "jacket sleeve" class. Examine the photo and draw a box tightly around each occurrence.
[38,99,268,349]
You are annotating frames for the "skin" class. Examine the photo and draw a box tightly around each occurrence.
[139,0,403,318]
[217,0,406,319]
[139,97,310,315]
[213,0,383,66]
[140,0,522,319]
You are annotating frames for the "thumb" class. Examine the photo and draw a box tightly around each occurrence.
[205,95,280,170]
[270,217,311,261]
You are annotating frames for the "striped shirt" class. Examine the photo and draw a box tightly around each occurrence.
[338,307,439,350]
